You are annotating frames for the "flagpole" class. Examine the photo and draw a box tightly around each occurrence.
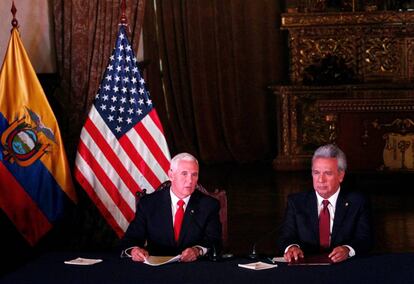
[11,1,18,28]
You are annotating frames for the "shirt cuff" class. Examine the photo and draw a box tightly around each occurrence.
[284,244,300,254]
[343,245,355,257]
[195,245,207,256]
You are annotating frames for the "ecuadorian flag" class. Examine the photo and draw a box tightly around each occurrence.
[0,27,77,246]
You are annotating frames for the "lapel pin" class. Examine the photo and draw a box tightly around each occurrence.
[345,202,349,207]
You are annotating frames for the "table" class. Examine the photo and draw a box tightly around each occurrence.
[1,252,413,284]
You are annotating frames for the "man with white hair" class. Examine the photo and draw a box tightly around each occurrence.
[277,144,373,263]
[120,152,222,262]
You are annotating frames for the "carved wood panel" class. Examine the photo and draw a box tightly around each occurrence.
[270,84,414,171]
[282,11,414,84]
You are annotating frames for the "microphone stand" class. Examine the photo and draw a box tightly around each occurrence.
[248,224,281,260]
[248,244,258,259]
[209,244,219,262]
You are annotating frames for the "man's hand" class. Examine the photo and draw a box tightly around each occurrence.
[130,247,149,262]
[180,247,200,262]
[329,246,350,263]
[284,246,304,262]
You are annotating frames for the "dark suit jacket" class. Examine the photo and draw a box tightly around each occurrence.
[277,189,373,256]
[120,186,222,256]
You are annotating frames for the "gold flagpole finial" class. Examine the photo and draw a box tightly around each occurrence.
[11,1,18,28]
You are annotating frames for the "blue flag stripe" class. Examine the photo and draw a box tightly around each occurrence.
[0,114,72,222]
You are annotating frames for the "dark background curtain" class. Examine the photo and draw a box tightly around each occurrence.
[52,0,146,165]
[50,0,287,166]
[144,0,287,163]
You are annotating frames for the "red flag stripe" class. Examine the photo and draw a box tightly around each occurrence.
[134,113,171,173]
[148,108,166,133]
[75,151,132,232]
[77,139,135,223]
[122,116,170,190]
[121,112,170,187]
[0,163,52,245]
[84,117,141,195]
[74,167,126,237]
[119,135,162,190]
[148,110,171,167]
[88,106,155,191]
[123,125,168,192]
[78,128,135,211]
[77,129,136,212]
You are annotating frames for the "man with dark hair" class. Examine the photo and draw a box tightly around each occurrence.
[120,152,222,262]
[277,144,373,263]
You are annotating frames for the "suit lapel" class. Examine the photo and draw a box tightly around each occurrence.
[178,191,199,244]
[163,188,175,246]
[331,191,349,243]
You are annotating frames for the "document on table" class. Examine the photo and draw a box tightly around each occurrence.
[144,255,181,266]
[238,261,278,270]
[64,257,103,265]
[287,256,332,265]
[274,254,332,265]
[272,256,287,263]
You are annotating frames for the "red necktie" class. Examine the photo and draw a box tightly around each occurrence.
[319,199,330,250]
[174,200,185,242]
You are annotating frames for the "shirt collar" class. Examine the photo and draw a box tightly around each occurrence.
[316,187,340,207]
[170,189,191,207]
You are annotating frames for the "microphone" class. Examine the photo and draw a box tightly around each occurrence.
[248,224,281,260]
[210,244,219,262]
[248,244,259,260]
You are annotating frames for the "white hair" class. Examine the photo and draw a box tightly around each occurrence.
[170,152,198,172]
[312,144,347,172]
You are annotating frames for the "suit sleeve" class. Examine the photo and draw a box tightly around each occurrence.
[202,198,222,252]
[277,195,302,254]
[118,199,148,251]
[344,194,374,255]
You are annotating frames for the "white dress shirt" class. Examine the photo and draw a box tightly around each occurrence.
[315,188,355,257]
[169,190,206,256]
[170,191,191,224]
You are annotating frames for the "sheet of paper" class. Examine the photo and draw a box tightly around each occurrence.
[144,255,181,266]
[238,261,278,270]
[273,254,332,265]
[64,257,103,265]
[272,256,287,263]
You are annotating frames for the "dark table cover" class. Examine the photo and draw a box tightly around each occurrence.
[1,251,414,284]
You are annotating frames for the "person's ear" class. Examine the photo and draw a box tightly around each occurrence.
[339,171,345,183]
[168,169,174,180]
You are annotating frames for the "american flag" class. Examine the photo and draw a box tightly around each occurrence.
[74,25,171,237]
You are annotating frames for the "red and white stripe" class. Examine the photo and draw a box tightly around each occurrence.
[74,105,170,237]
